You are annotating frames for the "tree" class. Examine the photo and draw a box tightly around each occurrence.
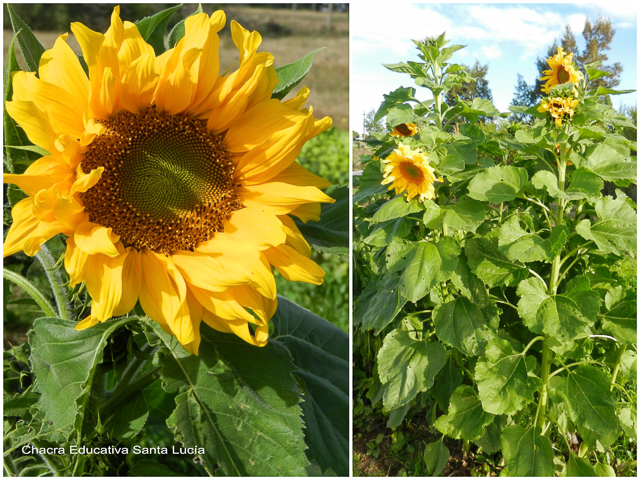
[512,15,623,108]
[363,109,385,138]
[510,74,536,122]
[578,16,623,89]
[445,60,493,105]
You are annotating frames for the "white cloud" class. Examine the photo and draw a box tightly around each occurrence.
[615,22,635,29]
[480,45,502,59]
[567,14,588,34]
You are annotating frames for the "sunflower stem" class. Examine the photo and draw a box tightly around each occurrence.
[3,269,57,318]
[36,245,72,320]
[610,344,627,392]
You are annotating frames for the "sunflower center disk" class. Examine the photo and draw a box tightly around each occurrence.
[80,108,242,254]
[403,163,423,180]
[558,66,571,84]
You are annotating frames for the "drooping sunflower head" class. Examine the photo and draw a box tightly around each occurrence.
[540,47,583,94]
[390,122,418,138]
[381,144,440,202]
[537,96,580,127]
[3,7,334,354]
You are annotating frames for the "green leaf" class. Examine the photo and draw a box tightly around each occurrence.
[576,195,637,256]
[567,168,604,199]
[475,338,541,415]
[399,237,460,303]
[377,330,446,410]
[166,4,203,49]
[360,273,408,333]
[29,317,136,430]
[444,140,477,165]
[500,426,555,477]
[372,195,423,223]
[135,4,182,55]
[294,185,348,254]
[450,252,489,307]
[466,236,527,288]
[517,276,600,343]
[430,357,462,412]
[7,5,46,72]
[497,217,568,263]
[618,406,636,440]
[548,366,619,448]
[3,391,40,417]
[374,87,418,122]
[565,453,597,476]
[386,104,415,130]
[272,48,324,101]
[475,415,506,455]
[271,296,348,476]
[433,385,494,441]
[594,463,616,477]
[581,144,637,182]
[423,439,449,476]
[433,297,493,356]
[105,391,149,440]
[363,217,412,246]
[4,144,49,156]
[467,166,528,203]
[601,286,636,344]
[354,161,387,203]
[146,318,309,476]
[457,98,501,123]
[424,198,485,233]
[593,86,635,96]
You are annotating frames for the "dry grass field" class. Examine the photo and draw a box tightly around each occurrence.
[3,5,348,126]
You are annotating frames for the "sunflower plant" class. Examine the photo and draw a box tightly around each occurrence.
[3,5,348,476]
[354,33,636,476]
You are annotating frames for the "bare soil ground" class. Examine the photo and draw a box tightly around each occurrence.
[3,6,348,126]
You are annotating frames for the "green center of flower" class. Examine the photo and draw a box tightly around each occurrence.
[558,66,571,84]
[80,108,242,254]
[403,163,423,180]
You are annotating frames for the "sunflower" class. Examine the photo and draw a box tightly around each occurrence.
[537,96,580,127]
[381,144,440,202]
[540,47,583,93]
[3,7,334,354]
[390,122,418,138]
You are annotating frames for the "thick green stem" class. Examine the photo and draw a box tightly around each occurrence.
[3,456,17,477]
[536,339,553,431]
[36,246,72,320]
[610,344,627,391]
[432,62,443,129]
[3,269,57,318]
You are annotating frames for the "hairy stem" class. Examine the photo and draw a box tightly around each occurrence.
[36,245,72,320]
[535,339,553,431]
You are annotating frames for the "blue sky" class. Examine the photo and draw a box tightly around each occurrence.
[351,2,637,133]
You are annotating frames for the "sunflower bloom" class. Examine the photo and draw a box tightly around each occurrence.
[540,47,583,93]
[537,96,580,127]
[390,122,418,138]
[381,144,440,202]
[3,8,334,354]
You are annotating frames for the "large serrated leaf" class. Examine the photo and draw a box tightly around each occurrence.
[548,366,619,448]
[6,5,45,73]
[371,195,423,223]
[466,236,527,288]
[271,296,348,476]
[294,185,348,255]
[377,329,446,410]
[272,48,324,101]
[146,320,309,476]
[501,425,555,476]
[475,338,541,415]
[467,166,528,203]
[576,195,637,256]
[433,385,494,441]
[29,317,136,430]
[433,297,493,356]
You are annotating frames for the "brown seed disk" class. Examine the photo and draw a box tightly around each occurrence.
[80,107,242,254]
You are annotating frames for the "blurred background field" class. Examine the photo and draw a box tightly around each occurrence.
[3,3,349,341]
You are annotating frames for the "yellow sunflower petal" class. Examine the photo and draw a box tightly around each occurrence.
[238,182,333,215]
[139,251,194,346]
[119,53,158,114]
[54,193,88,231]
[64,237,88,286]
[4,156,73,197]
[289,203,322,223]
[111,247,141,316]
[3,198,39,258]
[4,100,56,151]
[12,71,85,136]
[39,34,90,106]
[84,251,127,321]
[190,284,258,325]
[70,166,103,195]
[75,315,100,330]
[74,221,121,257]
[264,244,325,285]
[222,207,286,250]
[278,214,312,257]
[202,311,267,347]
